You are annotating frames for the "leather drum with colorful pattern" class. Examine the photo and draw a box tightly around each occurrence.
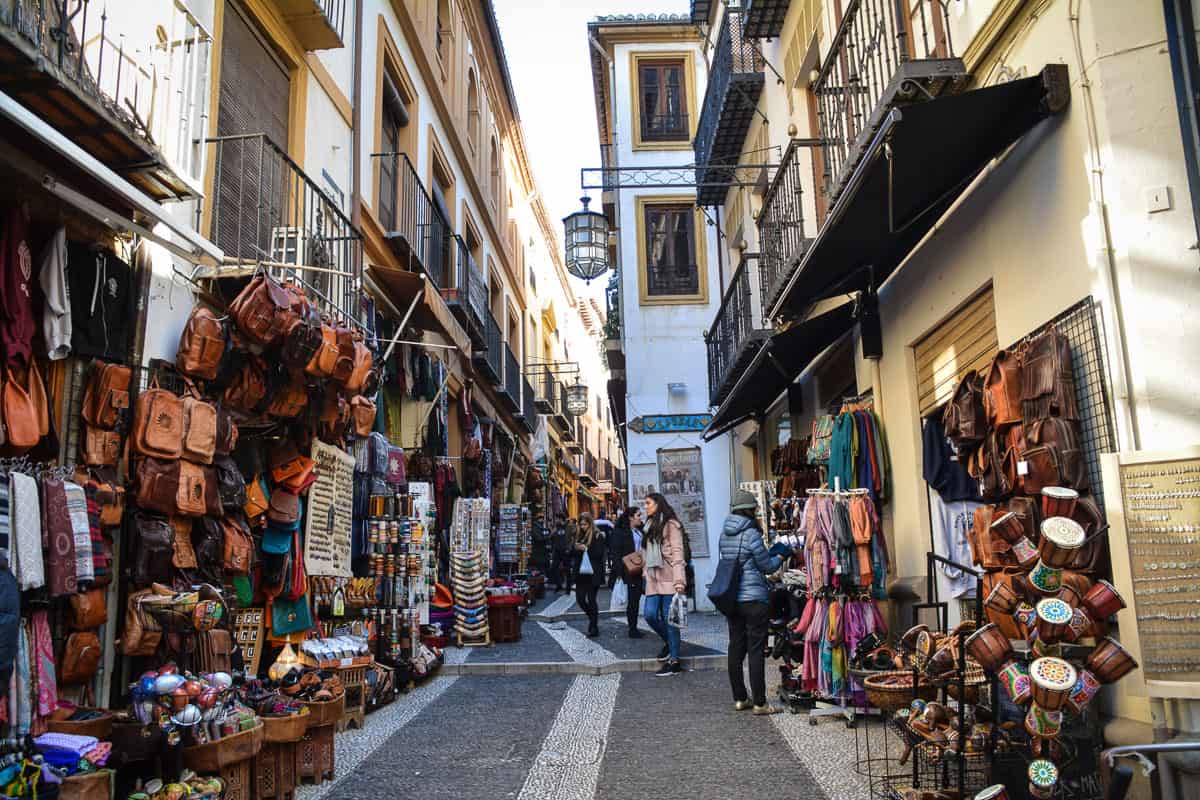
[1039,516,1086,568]
[997,659,1032,705]
[1064,668,1102,715]
[965,623,1013,672]
[1030,656,1078,711]
[1025,703,1063,739]
[1028,758,1060,799]
[1028,559,1064,596]
[1035,598,1074,643]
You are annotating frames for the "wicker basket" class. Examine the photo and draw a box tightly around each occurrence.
[862,670,938,712]
[300,694,345,728]
[183,722,264,772]
[59,770,112,800]
[46,710,114,740]
[946,659,988,703]
[262,711,310,743]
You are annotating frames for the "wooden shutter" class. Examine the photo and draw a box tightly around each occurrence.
[914,287,998,416]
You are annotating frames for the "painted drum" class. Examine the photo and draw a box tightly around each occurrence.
[1028,758,1060,799]
[1012,536,1041,568]
[986,581,1021,615]
[1082,579,1126,621]
[991,512,1026,544]
[1087,636,1140,684]
[965,623,1014,673]
[1062,669,1102,716]
[1036,598,1074,644]
[1029,559,1065,596]
[998,659,1032,705]
[901,624,929,652]
[1065,607,1094,643]
[1031,636,1064,661]
[914,630,935,671]
[1041,485,1080,519]
[1025,703,1064,739]
[1040,516,1086,568]
[1014,602,1038,633]
[974,785,1010,800]
[1030,657,1078,712]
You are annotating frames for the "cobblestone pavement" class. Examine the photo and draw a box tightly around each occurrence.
[296,608,876,800]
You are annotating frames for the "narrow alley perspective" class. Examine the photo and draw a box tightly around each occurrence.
[0,0,1196,799]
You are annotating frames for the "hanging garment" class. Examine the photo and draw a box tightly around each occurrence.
[42,478,78,597]
[830,500,856,586]
[0,206,36,364]
[13,623,31,736]
[64,482,94,585]
[66,243,135,362]
[0,476,10,565]
[922,411,979,502]
[929,492,982,598]
[9,474,42,590]
[37,227,71,360]
[32,611,56,719]
[0,567,18,694]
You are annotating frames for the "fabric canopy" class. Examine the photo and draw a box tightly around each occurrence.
[703,301,857,441]
[769,65,1069,319]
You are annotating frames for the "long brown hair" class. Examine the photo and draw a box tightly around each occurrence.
[643,493,678,545]
[576,512,595,547]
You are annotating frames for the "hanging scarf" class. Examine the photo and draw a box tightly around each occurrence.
[42,479,77,597]
[65,483,94,585]
[9,474,42,590]
[13,624,30,736]
[32,611,55,720]
[802,596,827,693]
[831,501,856,584]
[643,538,664,571]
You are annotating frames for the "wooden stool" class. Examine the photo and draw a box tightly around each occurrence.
[217,759,253,800]
[295,723,335,785]
[488,603,522,643]
[255,740,299,800]
[336,664,367,731]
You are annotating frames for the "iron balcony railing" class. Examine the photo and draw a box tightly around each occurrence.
[375,152,452,289]
[273,0,346,49]
[558,386,574,432]
[694,8,765,205]
[446,235,488,347]
[757,140,810,316]
[518,375,536,431]
[207,133,365,327]
[475,307,503,385]
[0,0,211,199]
[535,368,560,415]
[501,344,521,410]
[814,0,960,203]
[706,252,770,407]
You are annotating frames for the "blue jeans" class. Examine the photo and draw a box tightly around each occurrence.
[644,593,681,661]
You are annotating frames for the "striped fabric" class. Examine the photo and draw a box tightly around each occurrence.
[64,482,95,585]
[0,477,10,568]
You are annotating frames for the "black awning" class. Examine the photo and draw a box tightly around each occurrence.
[771,65,1070,319]
[703,301,856,441]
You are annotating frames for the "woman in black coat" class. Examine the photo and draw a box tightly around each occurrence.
[610,506,644,638]
[573,512,607,637]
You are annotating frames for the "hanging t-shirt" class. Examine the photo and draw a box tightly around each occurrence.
[922,412,980,503]
[0,206,36,364]
[67,242,135,362]
[929,489,981,598]
[37,227,71,360]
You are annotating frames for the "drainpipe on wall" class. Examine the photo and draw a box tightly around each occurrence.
[350,0,364,231]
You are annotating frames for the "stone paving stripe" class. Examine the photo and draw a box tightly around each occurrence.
[440,654,726,676]
[536,591,578,618]
[562,615,721,660]
[538,620,619,666]
[517,673,621,800]
[316,674,575,800]
[459,613,574,664]
[295,674,457,800]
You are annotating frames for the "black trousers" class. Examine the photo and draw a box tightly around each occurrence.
[625,576,644,633]
[727,601,770,706]
[552,550,573,591]
[576,575,600,630]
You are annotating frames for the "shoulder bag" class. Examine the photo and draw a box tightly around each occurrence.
[707,533,744,617]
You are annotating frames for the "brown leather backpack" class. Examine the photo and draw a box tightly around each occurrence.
[943,371,987,449]
[82,424,122,467]
[305,324,340,378]
[136,458,182,517]
[344,339,374,394]
[223,356,268,414]
[281,297,324,369]
[60,632,102,684]
[228,273,297,346]
[968,431,1013,503]
[1020,327,1079,422]
[221,515,253,575]
[318,388,349,441]
[984,349,1023,428]
[351,395,376,436]
[176,461,208,518]
[175,305,227,380]
[1023,416,1088,493]
[121,588,164,656]
[267,371,309,419]
[68,589,108,630]
[82,361,132,429]
[132,382,184,459]
[2,362,47,450]
[214,405,238,456]
[181,390,217,465]
[331,327,356,384]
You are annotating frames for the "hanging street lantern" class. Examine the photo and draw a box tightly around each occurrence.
[563,195,609,283]
[565,379,589,417]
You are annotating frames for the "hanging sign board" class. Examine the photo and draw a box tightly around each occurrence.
[657,447,709,559]
[628,414,713,434]
[629,463,658,505]
[305,440,356,577]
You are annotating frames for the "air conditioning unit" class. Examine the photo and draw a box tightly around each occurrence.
[270,226,335,303]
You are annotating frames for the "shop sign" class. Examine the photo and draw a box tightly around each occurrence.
[656,447,709,559]
[629,464,658,504]
[628,414,712,434]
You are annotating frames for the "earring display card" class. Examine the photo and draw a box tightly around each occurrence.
[305,440,357,578]
[234,607,265,676]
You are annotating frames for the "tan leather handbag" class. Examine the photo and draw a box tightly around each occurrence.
[181,389,217,465]
[175,305,227,380]
[60,632,102,684]
[82,425,122,467]
[69,589,108,631]
[350,395,376,436]
[175,461,208,518]
[228,273,297,346]
[82,361,132,429]
[2,363,43,449]
[305,324,340,378]
[344,339,374,394]
[132,381,184,459]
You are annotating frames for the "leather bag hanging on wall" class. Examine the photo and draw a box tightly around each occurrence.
[131,512,174,588]
[344,338,373,394]
[350,395,376,437]
[132,381,184,459]
[228,273,296,346]
[214,405,238,456]
[82,425,121,467]
[2,363,44,450]
[266,370,309,420]
[60,632,102,684]
[1020,327,1080,421]
[181,389,217,465]
[68,589,108,631]
[221,515,253,575]
[984,349,1024,428]
[175,461,208,518]
[305,324,340,378]
[175,305,227,380]
[281,297,324,369]
[943,371,987,450]
[82,361,132,429]
[121,588,164,656]
[223,357,268,414]
[135,458,182,516]
[331,327,356,384]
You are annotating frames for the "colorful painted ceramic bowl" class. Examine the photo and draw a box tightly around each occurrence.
[1087,636,1139,683]
[1030,656,1078,711]
[1041,485,1079,519]
[1029,559,1064,596]
[1082,579,1126,620]
[1035,597,1074,643]
[1064,668,1102,715]
[1025,703,1063,739]
[965,623,1013,673]
[1040,516,1086,568]
[998,659,1032,705]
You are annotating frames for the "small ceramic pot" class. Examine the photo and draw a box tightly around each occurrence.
[1030,656,1078,712]
[1087,636,1139,683]
[1028,758,1060,799]
[986,581,1021,616]
[1064,668,1103,715]
[1029,559,1064,596]
[1082,579,1126,620]
[965,623,1013,673]
[1064,607,1093,642]
[997,659,1032,705]
[1024,703,1063,739]
[1035,597,1074,643]
[1041,485,1080,519]
[1012,536,1041,568]
[991,512,1026,544]
[1040,516,1086,568]
[974,785,1010,800]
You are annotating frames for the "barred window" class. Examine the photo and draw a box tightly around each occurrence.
[644,204,699,296]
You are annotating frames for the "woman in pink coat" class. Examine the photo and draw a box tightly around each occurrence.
[641,493,688,676]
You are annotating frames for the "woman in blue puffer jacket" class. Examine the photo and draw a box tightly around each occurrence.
[720,489,792,715]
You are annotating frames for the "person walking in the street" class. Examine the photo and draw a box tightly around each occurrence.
[642,493,687,676]
[721,489,791,714]
[551,519,574,593]
[573,512,607,637]
[610,506,645,638]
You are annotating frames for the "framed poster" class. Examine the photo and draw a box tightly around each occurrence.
[657,447,709,559]
[629,463,658,505]
[305,440,356,577]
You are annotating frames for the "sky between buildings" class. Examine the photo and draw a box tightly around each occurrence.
[493,0,692,304]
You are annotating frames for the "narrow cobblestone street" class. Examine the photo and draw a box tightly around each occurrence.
[293,596,873,800]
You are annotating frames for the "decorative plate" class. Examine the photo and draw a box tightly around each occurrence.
[1028,758,1059,788]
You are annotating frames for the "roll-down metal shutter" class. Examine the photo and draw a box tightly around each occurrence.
[914,287,998,416]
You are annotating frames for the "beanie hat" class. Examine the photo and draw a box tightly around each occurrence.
[730,489,758,513]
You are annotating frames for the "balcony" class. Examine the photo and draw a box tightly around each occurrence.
[499,343,521,412]
[757,139,812,316]
[743,0,792,39]
[603,272,624,375]
[556,387,575,438]
[378,152,452,290]
[690,0,714,25]
[444,236,488,348]
[206,133,365,325]
[269,0,346,50]
[515,375,537,434]
[0,0,211,201]
[694,9,765,206]
[534,369,559,415]
[472,307,503,385]
[706,252,771,407]
[579,452,597,487]
[814,0,965,205]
